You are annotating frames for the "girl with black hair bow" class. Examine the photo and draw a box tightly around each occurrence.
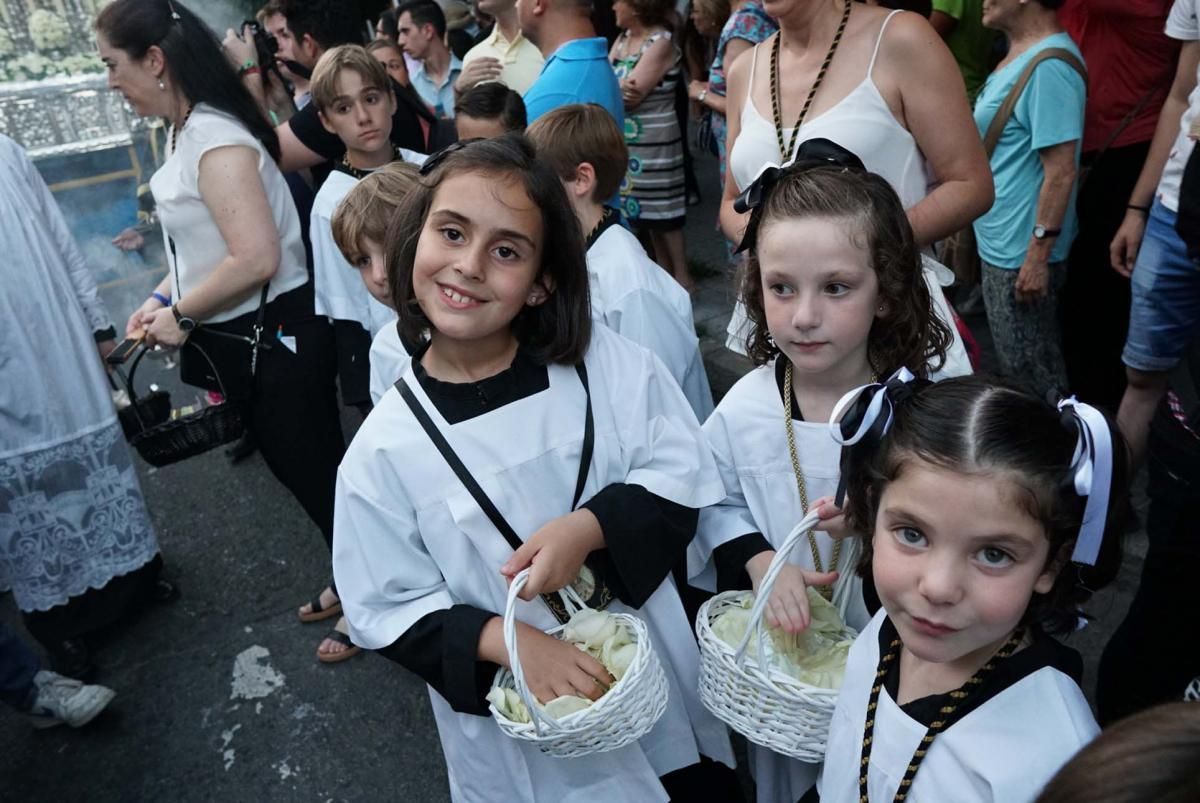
[816,373,1128,801]
[688,141,952,803]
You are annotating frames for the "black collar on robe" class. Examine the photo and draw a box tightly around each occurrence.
[585,206,622,251]
[878,615,1084,729]
[774,357,806,421]
[409,341,550,424]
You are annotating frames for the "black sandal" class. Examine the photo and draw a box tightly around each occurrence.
[316,627,361,664]
[298,592,342,623]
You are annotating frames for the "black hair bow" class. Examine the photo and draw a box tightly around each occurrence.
[828,367,926,507]
[418,138,485,176]
[732,138,866,254]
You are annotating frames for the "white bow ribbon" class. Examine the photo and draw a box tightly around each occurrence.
[828,367,916,446]
[1057,397,1113,566]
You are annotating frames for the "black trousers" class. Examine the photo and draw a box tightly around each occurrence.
[1060,141,1150,412]
[1096,398,1200,724]
[182,284,345,548]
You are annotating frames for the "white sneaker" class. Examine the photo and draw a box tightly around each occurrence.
[24,670,115,729]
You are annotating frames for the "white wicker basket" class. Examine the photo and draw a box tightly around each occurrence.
[488,568,669,758]
[695,510,857,761]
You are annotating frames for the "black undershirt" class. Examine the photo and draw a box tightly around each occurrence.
[377,344,698,715]
[585,206,621,250]
[288,77,430,162]
[878,616,1084,727]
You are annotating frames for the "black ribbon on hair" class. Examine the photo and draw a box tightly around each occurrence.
[732,137,866,254]
[418,138,485,176]
[828,367,926,508]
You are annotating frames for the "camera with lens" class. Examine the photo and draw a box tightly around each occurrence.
[241,20,278,70]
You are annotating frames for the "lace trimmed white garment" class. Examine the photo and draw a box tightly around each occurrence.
[0,134,158,612]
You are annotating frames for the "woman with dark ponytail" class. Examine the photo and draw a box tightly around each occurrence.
[97,0,351,662]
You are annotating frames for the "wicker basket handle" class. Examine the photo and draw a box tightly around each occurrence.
[733,509,824,669]
[501,569,587,734]
[122,339,233,407]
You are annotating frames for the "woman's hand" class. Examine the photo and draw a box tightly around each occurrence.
[1014,258,1050,303]
[745,551,837,634]
[513,622,615,704]
[141,306,188,350]
[126,295,166,337]
[1110,211,1148,278]
[500,509,605,601]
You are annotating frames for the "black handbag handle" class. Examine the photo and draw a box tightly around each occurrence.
[397,363,594,556]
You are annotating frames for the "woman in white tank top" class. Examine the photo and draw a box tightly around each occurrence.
[718,2,990,373]
[720,1,990,245]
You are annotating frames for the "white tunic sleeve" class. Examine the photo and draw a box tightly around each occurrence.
[333,452,455,650]
[11,139,111,334]
[688,403,762,591]
[591,327,724,508]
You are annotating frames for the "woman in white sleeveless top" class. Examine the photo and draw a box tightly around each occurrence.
[719,1,991,376]
[98,0,352,662]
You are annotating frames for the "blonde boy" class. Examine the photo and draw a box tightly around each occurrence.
[330,162,422,405]
[527,104,714,419]
[309,45,424,417]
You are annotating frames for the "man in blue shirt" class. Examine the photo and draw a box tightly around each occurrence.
[517,0,623,127]
[398,0,464,119]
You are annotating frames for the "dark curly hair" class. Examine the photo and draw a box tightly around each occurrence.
[387,134,592,366]
[841,375,1129,637]
[740,166,951,377]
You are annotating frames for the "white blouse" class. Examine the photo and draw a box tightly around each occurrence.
[149,103,308,323]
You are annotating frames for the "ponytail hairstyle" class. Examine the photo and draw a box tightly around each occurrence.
[736,139,952,376]
[386,134,592,366]
[96,0,280,162]
[837,374,1129,636]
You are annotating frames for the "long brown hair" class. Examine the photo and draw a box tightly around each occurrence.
[740,166,951,377]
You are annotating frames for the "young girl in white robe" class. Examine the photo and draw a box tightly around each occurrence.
[332,135,738,803]
[815,374,1127,802]
[687,142,954,802]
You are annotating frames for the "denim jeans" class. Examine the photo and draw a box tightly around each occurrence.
[1123,199,1200,372]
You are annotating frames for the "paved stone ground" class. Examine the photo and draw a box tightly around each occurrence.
[0,144,1146,802]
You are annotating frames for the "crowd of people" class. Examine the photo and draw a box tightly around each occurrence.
[3,0,1200,800]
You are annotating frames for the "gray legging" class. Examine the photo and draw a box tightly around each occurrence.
[981,260,1069,398]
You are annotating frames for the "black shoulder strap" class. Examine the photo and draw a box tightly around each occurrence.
[395,362,594,554]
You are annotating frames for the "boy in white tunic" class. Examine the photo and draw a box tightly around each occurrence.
[686,151,955,802]
[329,162,423,405]
[309,45,424,413]
[526,103,714,421]
[332,135,740,802]
[816,374,1127,802]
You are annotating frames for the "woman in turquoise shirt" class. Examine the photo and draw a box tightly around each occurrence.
[974,0,1085,399]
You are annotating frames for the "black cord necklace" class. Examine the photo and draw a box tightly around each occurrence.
[170,105,193,154]
[858,626,1025,802]
[340,145,404,179]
